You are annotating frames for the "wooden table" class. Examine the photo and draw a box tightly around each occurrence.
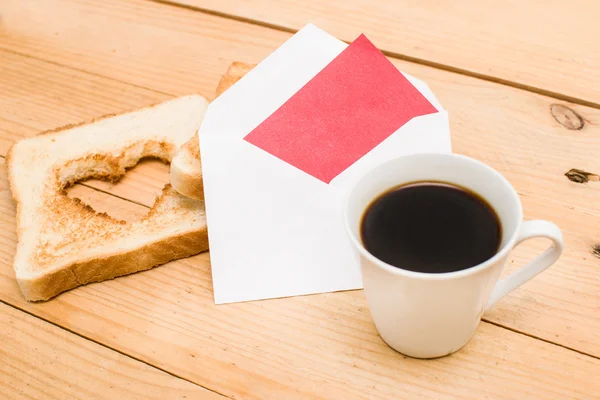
[1,0,599,398]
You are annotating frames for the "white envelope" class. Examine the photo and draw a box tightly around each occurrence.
[200,24,452,304]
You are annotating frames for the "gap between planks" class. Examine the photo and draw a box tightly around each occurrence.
[145,0,600,110]
[484,320,599,360]
[0,298,230,399]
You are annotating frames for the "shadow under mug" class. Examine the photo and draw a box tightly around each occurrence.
[344,153,564,359]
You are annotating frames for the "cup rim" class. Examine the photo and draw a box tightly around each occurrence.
[343,152,523,280]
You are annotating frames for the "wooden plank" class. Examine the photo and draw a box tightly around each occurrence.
[0,50,172,208]
[0,164,599,399]
[0,0,599,355]
[0,0,274,100]
[154,0,600,106]
[0,302,224,399]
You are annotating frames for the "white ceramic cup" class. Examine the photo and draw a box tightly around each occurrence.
[344,153,564,359]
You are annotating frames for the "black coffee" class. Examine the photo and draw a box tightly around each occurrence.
[360,182,501,273]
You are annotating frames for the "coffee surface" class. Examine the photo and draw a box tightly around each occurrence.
[360,182,501,273]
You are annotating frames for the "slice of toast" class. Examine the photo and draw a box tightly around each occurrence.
[6,95,210,301]
[170,62,255,200]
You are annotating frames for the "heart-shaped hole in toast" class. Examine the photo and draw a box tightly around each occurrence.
[65,157,170,222]
[59,140,175,223]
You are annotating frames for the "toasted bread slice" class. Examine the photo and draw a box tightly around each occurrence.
[170,62,254,200]
[7,95,210,301]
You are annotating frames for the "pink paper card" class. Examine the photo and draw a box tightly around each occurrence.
[244,34,438,184]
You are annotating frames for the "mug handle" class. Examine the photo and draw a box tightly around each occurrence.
[485,220,564,311]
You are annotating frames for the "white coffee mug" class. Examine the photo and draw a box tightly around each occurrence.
[344,153,564,358]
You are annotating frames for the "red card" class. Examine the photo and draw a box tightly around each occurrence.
[244,34,438,184]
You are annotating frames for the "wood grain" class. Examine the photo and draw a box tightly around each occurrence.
[0,0,275,99]
[0,50,170,154]
[155,0,600,106]
[0,0,599,355]
[0,302,224,399]
[1,161,599,399]
[1,0,600,397]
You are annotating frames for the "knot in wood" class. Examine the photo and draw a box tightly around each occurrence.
[565,168,599,183]
[592,244,600,259]
[550,104,584,130]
